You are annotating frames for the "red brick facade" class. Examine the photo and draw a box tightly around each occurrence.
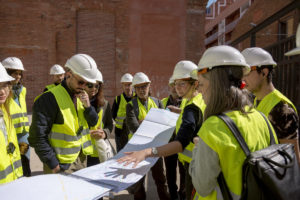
[0,0,207,111]
[231,0,298,49]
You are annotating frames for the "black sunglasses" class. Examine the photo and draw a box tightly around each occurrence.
[86,83,100,89]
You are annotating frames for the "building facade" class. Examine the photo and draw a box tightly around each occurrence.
[0,0,208,111]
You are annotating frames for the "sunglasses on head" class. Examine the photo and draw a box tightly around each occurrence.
[198,68,210,75]
[250,66,257,71]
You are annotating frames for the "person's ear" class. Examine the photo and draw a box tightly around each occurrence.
[262,68,269,77]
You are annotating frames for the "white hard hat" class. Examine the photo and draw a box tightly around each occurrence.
[132,72,151,87]
[198,45,250,75]
[285,23,300,56]
[241,47,277,67]
[65,54,98,83]
[171,60,198,81]
[121,73,133,83]
[50,64,65,75]
[0,63,15,83]
[2,57,25,71]
[96,69,103,83]
[169,77,174,85]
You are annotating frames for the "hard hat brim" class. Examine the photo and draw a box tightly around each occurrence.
[285,47,300,56]
[72,71,97,84]
[0,76,15,83]
[4,66,25,71]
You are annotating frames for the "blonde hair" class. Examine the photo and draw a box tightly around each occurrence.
[203,66,253,120]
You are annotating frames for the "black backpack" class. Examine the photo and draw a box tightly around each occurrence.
[217,113,300,200]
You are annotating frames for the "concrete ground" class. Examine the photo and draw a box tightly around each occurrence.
[28,115,165,200]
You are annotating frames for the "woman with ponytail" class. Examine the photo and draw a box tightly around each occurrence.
[189,45,278,200]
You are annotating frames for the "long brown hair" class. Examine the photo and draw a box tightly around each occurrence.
[203,65,253,120]
[95,83,106,108]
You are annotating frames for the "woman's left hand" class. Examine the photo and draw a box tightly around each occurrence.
[117,148,151,168]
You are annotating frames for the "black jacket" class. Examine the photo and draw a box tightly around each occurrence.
[28,80,98,170]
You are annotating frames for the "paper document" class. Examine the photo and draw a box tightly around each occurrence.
[0,108,179,199]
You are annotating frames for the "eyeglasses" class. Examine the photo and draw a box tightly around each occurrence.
[86,83,100,89]
[0,83,10,90]
[198,68,209,75]
[174,81,189,87]
[135,84,149,90]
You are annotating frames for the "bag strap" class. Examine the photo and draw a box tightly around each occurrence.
[259,112,276,145]
[218,112,275,156]
[218,113,251,156]
[217,112,276,200]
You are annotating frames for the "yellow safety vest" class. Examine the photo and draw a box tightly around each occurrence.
[161,97,169,109]
[254,89,297,116]
[90,108,104,157]
[0,105,23,184]
[45,84,56,91]
[48,85,93,164]
[8,87,29,141]
[128,97,159,139]
[193,108,277,200]
[176,93,206,164]
[115,94,128,129]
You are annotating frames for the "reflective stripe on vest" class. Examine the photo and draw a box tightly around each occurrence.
[8,87,29,139]
[196,108,277,199]
[90,108,104,157]
[48,85,92,164]
[176,93,206,164]
[128,97,159,138]
[115,94,128,129]
[0,105,23,184]
[254,89,298,117]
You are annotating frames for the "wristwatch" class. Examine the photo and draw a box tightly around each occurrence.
[151,147,158,156]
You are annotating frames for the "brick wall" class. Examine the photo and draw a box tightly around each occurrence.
[231,0,294,50]
[0,0,206,111]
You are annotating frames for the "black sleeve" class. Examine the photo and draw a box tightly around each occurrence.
[103,102,114,138]
[28,92,60,169]
[84,106,99,127]
[126,102,140,133]
[111,96,119,120]
[175,104,201,149]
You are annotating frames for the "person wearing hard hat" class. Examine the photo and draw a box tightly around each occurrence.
[28,54,99,174]
[0,63,23,184]
[44,64,65,92]
[2,57,31,177]
[119,61,206,200]
[161,77,186,200]
[111,73,134,152]
[242,47,299,158]
[125,72,170,200]
[187,45,278,200]
[85,69,113,166]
